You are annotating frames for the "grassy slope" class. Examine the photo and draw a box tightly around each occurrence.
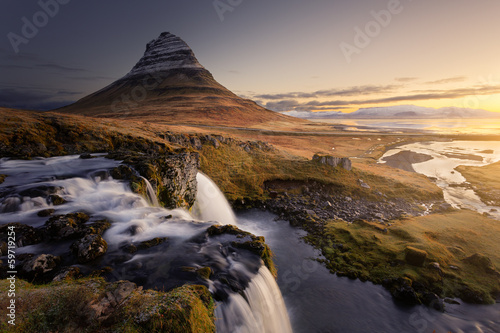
[310,210,500,303]
[456,161,500,206]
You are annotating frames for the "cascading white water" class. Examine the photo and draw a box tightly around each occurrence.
[140,176,160,207]
[0,156,294,333]
[215,266,293,333]
[192,172,237,225]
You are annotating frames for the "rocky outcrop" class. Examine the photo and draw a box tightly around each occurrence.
[0,223,43,250]
[71,234,108,263]
[0,278,215,332]
[312,154,352,171]
[159,153,199,209]
[113,151,199,209]
[20,254,61,280]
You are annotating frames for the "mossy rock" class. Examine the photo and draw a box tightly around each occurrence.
[405,246,427,267]
[0,174,6,184]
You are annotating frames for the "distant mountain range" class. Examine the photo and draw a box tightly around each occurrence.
[281,105,500,119]
[58,32,303,127]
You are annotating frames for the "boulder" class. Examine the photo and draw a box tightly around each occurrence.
[71,234,108,263]
[45,212,90,240]
[405,246,427,267]
[21,254,61,278]
[53,266,82,281]
[312,154,352,171]
[0,223,43,248]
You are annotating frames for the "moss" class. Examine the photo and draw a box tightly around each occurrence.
[196,267,212,280]
[0,174,6,184]
[0,278,215,333]
[310,211,500,304]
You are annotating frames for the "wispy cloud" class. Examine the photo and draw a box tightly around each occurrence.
[395,77,418,83]
[255,84,398,100]
[258,84,500,112]
[425,76,467,85]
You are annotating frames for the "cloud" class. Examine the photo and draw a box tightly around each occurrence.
[0,88,80,111]
[425,76,467,85]
[255,84,398,100]
[35,63,87,72]
[395,77,418,82]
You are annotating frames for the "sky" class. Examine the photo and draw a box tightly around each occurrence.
[0,0,499,114]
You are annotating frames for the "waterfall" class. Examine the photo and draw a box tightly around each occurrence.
[0,157,293,333]
[215,266,293,333]
[192,172,237,225]
[140,176,159,207]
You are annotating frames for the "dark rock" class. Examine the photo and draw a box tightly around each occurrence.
[110,165,135,180]
[79,153,93,159]
[45,212,90,240]
[21,254,61,279]
[190,136,202,150]
[390,278,421,305]
[158,152,200,209]
[458,286,486,304]
[47,194,66,206]
[422,292,445,311]
[37,208,55,217]
[71,234,108,263]
[137,237,168,250]
[53,266,82,281]
[405,246,427,267]
[0,223,43,248]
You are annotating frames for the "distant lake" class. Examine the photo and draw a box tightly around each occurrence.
[311,118,500,134]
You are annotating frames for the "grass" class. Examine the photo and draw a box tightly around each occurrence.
[308,210,500,303]
[0,278,215,333]
[198,142,442,204]
[456,161,500,206]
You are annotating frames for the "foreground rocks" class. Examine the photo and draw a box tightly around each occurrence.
[0,278,215,333]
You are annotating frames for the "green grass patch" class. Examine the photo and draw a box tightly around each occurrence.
[309,210,500,304]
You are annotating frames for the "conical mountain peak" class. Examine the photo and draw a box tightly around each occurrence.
[58,32,304,126]
[125,32,204,78]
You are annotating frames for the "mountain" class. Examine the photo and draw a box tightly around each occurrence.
[282,105,500,119]
[58,32,303,126]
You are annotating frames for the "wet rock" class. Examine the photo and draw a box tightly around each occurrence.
[80,153,93,159]
[53,266,82,281]
[37,208,55,217]
[47,194,66,206]
[110,165,135,180]
[405,246,427,267]
[0,223,43,248]
[422,292,445,311]
[21,254,61,279]
[389,278,421,305]
[71,234,108,263]
[158,152,200,209]
[45,212,90,240]
[137,237,168,250]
